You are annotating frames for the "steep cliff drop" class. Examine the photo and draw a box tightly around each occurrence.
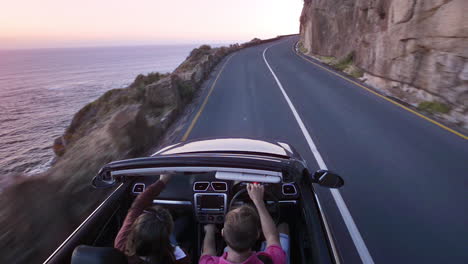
[0,44,240,264]
[299,0,468,128]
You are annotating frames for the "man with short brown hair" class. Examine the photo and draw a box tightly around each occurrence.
[223,205,261,252]
[199,183,287,264]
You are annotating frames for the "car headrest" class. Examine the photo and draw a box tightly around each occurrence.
[71,245,127,264]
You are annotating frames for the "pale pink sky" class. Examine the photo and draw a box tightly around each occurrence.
[0,0,303,49]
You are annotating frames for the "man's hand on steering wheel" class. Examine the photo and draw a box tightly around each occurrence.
[230,182,280,224]
[247,183,264,205]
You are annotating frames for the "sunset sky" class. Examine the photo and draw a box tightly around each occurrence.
[0,0,303,49]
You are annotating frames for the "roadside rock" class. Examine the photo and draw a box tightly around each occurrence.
[107,104,157,154]
[250,38,262,44]
[299,0,468,128]
[175,45,231,85]
[145,76,181,108]
[53,136,66,157]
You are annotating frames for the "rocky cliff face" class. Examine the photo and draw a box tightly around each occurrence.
[299,0,468,128]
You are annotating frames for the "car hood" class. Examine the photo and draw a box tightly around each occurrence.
[153,138,296,158]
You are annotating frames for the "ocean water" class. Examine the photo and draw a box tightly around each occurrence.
[0,45,197,176]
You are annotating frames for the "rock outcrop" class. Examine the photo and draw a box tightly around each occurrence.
[52,45,236,158]
[299,0,468,128]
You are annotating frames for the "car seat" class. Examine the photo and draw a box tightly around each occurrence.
[71,245,127,264]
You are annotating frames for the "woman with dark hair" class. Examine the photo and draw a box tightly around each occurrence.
[114,174,190,264]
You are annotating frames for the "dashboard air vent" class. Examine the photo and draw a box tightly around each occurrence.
[211,182,228,192]
[193,182,210,191]
[132,183,145,194]
[282,184,297,195]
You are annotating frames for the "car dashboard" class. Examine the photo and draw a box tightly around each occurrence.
[129,172,299,224]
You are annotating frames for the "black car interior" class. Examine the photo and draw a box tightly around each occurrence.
[66,170,334,264]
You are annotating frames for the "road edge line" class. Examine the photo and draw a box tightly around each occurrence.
[292,42,468,141]
[263,44,375,264]
[181,53,235,141]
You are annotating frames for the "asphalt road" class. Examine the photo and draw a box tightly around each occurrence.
[181,36,468,263]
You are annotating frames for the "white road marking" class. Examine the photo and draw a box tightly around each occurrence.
[263,43,375,264]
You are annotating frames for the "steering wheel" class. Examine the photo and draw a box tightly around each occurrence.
[229,185,280,224]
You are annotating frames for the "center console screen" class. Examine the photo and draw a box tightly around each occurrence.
[194,193,227,223]
[199,194,224,209]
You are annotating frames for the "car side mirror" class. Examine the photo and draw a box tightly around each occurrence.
[312,170,344,188]
[92,170,116,189]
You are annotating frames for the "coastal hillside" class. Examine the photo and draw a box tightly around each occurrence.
[0,44,239,263]
[0,36,278,263]
[299,0,468,128]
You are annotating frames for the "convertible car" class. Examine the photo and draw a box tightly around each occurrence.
[43,138,344,264]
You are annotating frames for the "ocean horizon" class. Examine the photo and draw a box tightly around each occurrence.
[0,44,200,178]
[0,42,233,52]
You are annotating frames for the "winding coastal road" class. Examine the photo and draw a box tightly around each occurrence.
[178,36,468,263]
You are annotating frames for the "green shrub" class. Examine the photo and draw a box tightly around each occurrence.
[188,46,211,62]
[350,69,363,78]
[199,44,211,50]
[319,56,337,64]
[298,42,308,54]
[101,88,123,101]
[333,52,354,71]
[178,82,194,101]
[66,101,96,135]
[346,65,364,78]
[417,101,451,114]
[131,72,168,88]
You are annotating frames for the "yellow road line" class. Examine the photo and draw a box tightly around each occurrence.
[291,42,468,140]
[181,53,236,141]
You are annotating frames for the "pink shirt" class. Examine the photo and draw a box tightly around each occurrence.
[199,245,286,264]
